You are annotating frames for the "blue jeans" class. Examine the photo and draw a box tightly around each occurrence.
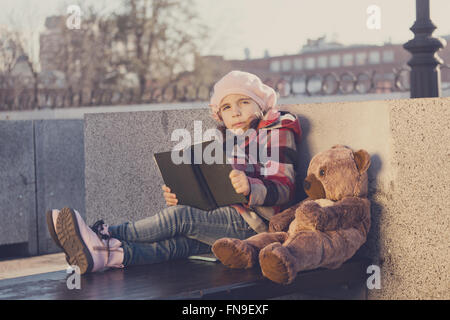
[108,205,257,266]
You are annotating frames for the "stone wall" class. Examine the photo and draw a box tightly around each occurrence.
[0,120,85,256]
[84,110,217,226]
[0,121,37,254]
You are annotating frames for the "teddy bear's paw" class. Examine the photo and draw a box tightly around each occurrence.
[212,238,257,269]
[295,200,328,231]
[259,243,297,285]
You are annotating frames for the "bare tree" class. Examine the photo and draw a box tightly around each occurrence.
[0,28,21,76]
[1,0,210,110]
[112,0,208,100]
[42,1,122,105]
[0,25,39,109]
[44,0,208,104]
[1,2,64,109]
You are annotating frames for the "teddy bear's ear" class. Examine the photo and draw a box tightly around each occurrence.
[353,149,371,174]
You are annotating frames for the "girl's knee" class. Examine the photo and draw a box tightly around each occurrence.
[162,205,194,222]
[164,204,190,214]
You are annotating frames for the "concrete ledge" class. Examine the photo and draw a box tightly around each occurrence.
[0,120,85,256]
[0,121,36,253]
[85,97,449,299]
[84,109,216,226]
[35,120,85,254]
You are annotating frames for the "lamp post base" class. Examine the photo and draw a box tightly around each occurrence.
[403,0,447,98]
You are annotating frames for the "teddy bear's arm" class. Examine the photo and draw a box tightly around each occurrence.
[296,197,370,234]
[323,197,370,233]
[268,200,306,232]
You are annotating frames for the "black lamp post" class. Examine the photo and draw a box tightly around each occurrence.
[403,0,447,98]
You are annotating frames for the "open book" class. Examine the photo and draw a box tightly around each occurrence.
[153,140,248,211]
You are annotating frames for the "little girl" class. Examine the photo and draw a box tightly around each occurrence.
[47,70,302,274]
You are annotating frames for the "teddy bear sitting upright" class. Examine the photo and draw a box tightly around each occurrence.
[212,145,372,285]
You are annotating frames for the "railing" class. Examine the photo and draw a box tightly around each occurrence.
[2,67,447,112]
[0,84,215,111]
[442,64,450,94]
[266,68,411,97]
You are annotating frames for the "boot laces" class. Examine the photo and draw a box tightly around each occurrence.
[90,220,121,263]
[90,220,110,240]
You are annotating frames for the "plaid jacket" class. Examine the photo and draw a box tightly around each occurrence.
[228,109,302,233]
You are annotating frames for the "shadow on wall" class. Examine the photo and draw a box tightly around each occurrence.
[294,115,311,202]
[358,153,382,266]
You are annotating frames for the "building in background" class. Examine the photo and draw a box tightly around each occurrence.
[197,35,450,97]
[4,30,447,111]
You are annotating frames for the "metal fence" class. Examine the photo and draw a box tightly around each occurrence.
[0,67,431,111]
[266,68,411,97]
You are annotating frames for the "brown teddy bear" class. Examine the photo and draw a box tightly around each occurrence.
[212,145,371,285]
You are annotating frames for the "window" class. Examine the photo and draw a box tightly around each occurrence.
[305,57,315,70]
[270,60,280,72]
[317,55,328,68]
[356,52,367,65]
[382,50,395,63]
[293,58,303,70]
[369,51,380,64]
[281,59,292,71]
[343,53,354,66]
[330,54,341,67]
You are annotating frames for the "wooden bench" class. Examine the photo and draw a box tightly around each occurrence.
[0,256,370,300]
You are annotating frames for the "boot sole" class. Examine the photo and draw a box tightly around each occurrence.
[46,210,71,264]
[45,210,64,250]
[56,207,94,274]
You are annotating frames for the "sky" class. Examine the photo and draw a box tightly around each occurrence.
[1,0,450,60]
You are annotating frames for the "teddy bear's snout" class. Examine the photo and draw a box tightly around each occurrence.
[303,174,326,199]
[303,180,311,190]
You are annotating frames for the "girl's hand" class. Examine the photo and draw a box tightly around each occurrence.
[162,184,178,206]
[229,169,250,196]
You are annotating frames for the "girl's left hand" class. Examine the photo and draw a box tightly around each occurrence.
[229,169,250,196]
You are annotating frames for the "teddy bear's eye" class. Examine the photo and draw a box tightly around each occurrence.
[319,169,325,177]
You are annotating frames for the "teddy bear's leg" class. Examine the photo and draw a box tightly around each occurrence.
[212,232,288,269]
[259,228,367,284]
[320,228,367,269]
[259,230,322,284]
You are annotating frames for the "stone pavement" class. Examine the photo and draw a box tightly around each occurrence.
[0,253,68,280]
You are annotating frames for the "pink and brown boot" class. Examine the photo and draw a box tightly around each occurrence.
[54,207,125,274]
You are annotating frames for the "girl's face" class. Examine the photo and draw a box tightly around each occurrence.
[218,94,262,132]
